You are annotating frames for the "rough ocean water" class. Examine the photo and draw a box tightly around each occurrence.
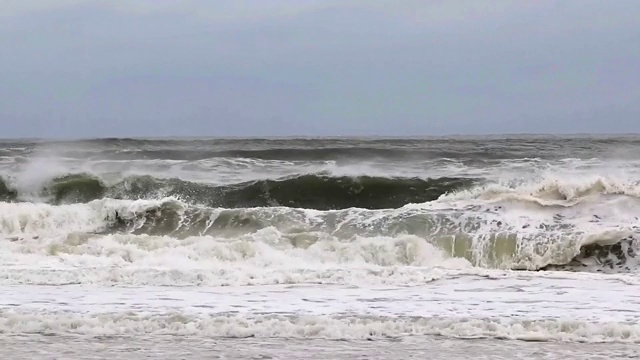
[1,135,640,359]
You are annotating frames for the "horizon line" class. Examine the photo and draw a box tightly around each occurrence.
[1,132,639,141]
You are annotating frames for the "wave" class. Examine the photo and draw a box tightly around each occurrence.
[3,173,640,281]
[441,176,640,205]
[0,173,476,210]
[1,196,639,284]
[0,177,17,202]
[100,200,640,273]
[6,172,639,211]
[2,312,638,343]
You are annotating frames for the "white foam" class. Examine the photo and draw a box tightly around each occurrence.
[1,276,639,343]
[2,312,637,343]
[0,198,169,237]
[0,229,468,286]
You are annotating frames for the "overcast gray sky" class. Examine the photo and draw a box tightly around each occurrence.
[1,0,639,138]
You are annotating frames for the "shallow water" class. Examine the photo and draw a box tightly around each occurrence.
[3,336,640,360]
[2,273,640,345]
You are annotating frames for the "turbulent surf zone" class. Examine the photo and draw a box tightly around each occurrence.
[2,138,640,281]
[3,137,640,347]
[1,177,640,286]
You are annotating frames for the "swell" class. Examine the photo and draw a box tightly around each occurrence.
[0,173,476,210]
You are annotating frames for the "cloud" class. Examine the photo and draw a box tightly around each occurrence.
[0,0,84,16]
[2,0,362,23]
[0,0,639,137]
[0,0,536,27]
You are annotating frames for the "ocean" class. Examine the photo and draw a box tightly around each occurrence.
[1,136,640,359]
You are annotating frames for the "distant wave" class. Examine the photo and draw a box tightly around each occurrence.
[11,136,637,161]
[1,147,530,162]
[0,173,477,210]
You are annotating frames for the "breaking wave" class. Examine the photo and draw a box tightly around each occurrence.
[1,188,639,287]
[2,162,640,284]
[0,173,476,210]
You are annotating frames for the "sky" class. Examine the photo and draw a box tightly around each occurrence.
[1,0,639,138]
